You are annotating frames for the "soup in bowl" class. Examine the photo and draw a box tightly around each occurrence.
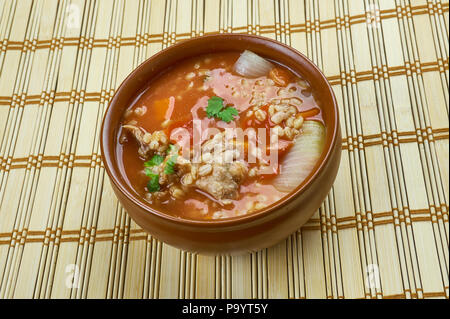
[101,34,341,254]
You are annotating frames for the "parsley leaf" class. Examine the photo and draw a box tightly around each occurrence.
[206,96,239,123]
[144,167,153,176]
[164,154,178,175]
[206,96,224,118]
[146,172,160,192]
[218,107,239,123]
[167,144,177,154]
[144,166,160,192]
[144,154,164,167]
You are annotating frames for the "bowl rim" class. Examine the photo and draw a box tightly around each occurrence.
[101,33,339,228]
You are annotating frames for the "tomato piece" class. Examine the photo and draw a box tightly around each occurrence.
[266,139,292,157]
[269,67,292,86]
[166,116,190,131]
[258,164,279,179]
[256,139,292,180]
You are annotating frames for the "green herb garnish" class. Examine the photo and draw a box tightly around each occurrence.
[144,167,153,176]
[164,154,178,175]
[167,144,177,154]
[206,96,224,118]
[144,154,164,167]
[218,107,239,123]
[146,172,160,192]
[206,96,239,123]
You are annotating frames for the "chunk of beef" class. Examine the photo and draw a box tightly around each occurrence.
[122,124,168,158]
[195,162,247,203]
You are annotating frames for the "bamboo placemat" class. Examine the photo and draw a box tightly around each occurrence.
[0,0,448,299]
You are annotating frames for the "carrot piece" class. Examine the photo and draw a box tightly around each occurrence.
[152,96,176,123]
[299,108,320,119]
[269,67,292,86]
[152,98,170,122]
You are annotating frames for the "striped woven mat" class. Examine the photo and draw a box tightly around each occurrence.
[0,0,448,299]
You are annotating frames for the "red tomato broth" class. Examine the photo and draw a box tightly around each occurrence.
[117,51,324,220]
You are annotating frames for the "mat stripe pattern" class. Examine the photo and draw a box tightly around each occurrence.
[0,0,448,299]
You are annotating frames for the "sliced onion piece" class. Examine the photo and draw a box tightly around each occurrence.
[273,120,326,192]
[233,50,273,78]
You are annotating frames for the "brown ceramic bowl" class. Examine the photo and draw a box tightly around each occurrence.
[101,34,341,255]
